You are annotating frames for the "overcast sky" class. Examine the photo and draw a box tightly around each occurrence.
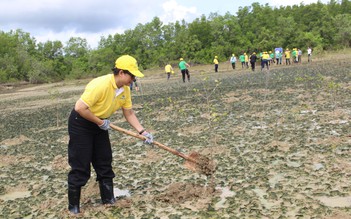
[0,0,329,48]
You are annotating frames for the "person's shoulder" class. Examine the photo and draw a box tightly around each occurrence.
[88,74,111,85]
[123,85,131,93]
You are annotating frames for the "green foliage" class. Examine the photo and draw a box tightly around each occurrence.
[64,37,90,58]
[28,60,50,83]
[0,54,17,82]
[297,32,323,49]
[333,14,351,48]
[0,1,350,83]
[64,59,87,80]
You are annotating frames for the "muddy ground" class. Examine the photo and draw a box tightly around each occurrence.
[0,53,351,218]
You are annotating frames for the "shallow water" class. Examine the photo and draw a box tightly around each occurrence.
[0,191,31,201]
[214,186,235,209]
[114,188,131,197]
[316,196,351,207]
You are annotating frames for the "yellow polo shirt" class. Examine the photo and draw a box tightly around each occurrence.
[80,74,132,118]
[285,51,291,58]
[165,64,172,73]
[262,53,270,60]
[213,58,219,64]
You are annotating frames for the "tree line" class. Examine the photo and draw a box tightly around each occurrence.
[0,0,350,83]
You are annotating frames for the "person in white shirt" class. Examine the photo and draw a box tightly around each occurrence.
[307,47,312,63]
[230,54,237,70]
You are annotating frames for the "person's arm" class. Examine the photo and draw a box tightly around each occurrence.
[186,62,190,68]
[75,99,103,126]
[122,108,144,133]
[122,108,153,143]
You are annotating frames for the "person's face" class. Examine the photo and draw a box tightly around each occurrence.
[122,70,135,85]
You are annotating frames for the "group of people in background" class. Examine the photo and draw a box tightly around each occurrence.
[161,46,313,82]
[229,47,313,72]
[164,58,191,83]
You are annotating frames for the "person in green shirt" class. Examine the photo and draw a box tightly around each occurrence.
[292,48,297,64]
[67,55,154,214]
[239,53,245,69]
[269,51,275,65]
[179,58,190,82]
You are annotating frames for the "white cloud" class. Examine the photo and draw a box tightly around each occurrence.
[34,27,125,49]
[0,0,145,48]
[0,0,332,48]
[160,0,199,23]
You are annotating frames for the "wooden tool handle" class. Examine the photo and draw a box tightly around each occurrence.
[109,124,197,163]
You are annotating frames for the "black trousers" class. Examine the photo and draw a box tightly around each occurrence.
[68,110,115,187]
[181,69,190,82]
[250,61,256,71]
[261,59,269,70]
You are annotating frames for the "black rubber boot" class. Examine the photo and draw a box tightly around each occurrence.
[99,179,116,204]
[68,184,81,214]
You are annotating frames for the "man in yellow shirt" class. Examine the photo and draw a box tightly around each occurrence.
[285,48,291,65]
[244,53,249,69]
[261,51,270,71]
[67,55,154,214]
[165,63,173,80]
[213,56,219,72]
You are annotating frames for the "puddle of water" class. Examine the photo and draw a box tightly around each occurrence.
[114,188,131,197]
[0,191,31,201]
[253,188,278,210]
[315,196,351,207]
[214,187,235,209]
[286,160,301,168]
[269,173,284,188]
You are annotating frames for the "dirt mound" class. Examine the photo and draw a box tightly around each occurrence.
[51,155,69,170]
[185,152,217,176]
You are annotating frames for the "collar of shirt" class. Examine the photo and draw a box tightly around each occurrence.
[115,87,124,97]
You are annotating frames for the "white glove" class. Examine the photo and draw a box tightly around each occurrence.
[142,131,154,144]
[99,119,110,130]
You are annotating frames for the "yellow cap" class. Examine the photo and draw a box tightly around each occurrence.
[232,54,235,56]
[180,58,183,61]
[115,55,144,78]
[215,56,218,58]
